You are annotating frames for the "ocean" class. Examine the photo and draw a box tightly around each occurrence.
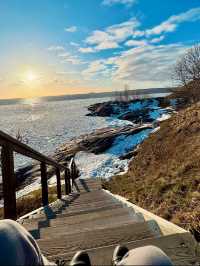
[0,93,171,198]
[0,96,112,168]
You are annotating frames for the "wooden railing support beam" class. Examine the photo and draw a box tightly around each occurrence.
[1,144,17,220]
[56,168,62,199]
[41,162,48,206]
[64,169,71,195]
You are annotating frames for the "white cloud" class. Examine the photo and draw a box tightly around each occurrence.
[65,26,77,32]
[58,52,70,57]
[47,46,65,51]
[112,44,189,83]
[82,60,107,79]
[150,36,165,43]
[82,43,189,87]
[85,18,139,52]
[79,47,95,53]
[61,57,83,65]
[140,7,200,37]
[125,39,147,47]
[102,0,137,7]
[58,52,86,65]
[81,7,200,53]
[96,41,119,50]
[70,42,79,47]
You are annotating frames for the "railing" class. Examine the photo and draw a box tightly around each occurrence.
[0,130,78,220]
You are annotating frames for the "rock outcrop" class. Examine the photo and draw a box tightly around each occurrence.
[13,124,152,193]
[87,97,171,124]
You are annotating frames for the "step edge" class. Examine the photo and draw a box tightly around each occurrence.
[103,189,187,236]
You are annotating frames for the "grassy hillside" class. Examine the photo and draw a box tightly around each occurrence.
[104,99,200,238]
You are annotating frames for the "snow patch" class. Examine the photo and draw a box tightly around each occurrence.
[157,113,171,121]
[75,128,153,180]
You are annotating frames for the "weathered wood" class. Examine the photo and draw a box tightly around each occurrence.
[37,221,156,255]
[1,144,17,220]
[41,163,48,206]
[18,178,199,266]
[56,168,62,199]
[64,169,71,195]
[0,129,79,220]
[50,233,200,266]
[0,130,64,169]
[40,214,141,239]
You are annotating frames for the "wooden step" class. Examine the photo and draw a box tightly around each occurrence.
[39,213,142,239]
[23,206,130,230]
[20,191,120,226]
[49,232,200,266]
[52,202,125,219]
[50,207,138,227]
[37,221,158,258]
[59,199,119,212]
[68,190,111,201]
[72,179,102,192]
[22,203,127,233]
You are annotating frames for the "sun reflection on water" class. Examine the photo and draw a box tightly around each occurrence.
[20,97,43,106]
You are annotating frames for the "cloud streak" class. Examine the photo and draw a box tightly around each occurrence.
[65,26,77,32]
[102,0,137,7]
[137,7,200,37]
[47,46,65,51]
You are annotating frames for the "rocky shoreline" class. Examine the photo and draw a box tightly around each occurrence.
[87,97,173,123]
[3,96,175,197]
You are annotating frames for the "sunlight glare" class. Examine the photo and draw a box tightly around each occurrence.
[25,71,38,82]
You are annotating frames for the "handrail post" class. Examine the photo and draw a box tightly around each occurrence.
[1,144,17,220]
[56,168,62,199]
[41,162,48,206]
[64,168,71,195]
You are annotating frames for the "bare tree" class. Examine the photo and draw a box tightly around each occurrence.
[174,45,200,86]
[16,129,29,144]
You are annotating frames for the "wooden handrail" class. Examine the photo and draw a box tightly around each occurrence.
[0,130,64,169]
[0,130,74,220]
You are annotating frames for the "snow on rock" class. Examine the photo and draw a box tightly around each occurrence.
[157,113,171,121]
[16,178,41,199]
[106,117,134,127]
[75,128,153,179]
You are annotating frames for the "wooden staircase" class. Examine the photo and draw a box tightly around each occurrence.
[20,179,200,265]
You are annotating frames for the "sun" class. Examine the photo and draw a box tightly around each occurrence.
[25,71,38,82]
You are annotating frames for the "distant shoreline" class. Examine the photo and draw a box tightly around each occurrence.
[0,87,172,106]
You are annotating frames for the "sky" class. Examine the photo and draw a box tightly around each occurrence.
[0,0,200,99]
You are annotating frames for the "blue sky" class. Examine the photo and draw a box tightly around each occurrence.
[0,0,200,98]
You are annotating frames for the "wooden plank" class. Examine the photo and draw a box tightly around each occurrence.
[64,169,71,195]
[50,207,135,227]
[41,163,48,206]
[0,130,64,169]
[39,213,141,239]
[20,203,125,230]
[1,144,17,220]
[54,202,124,219]
[22,207,132,232]
[49,233,200,266]
[37,221,156,256]
[56,168,62,199]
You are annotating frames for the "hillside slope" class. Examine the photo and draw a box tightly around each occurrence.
[104,102,200,237]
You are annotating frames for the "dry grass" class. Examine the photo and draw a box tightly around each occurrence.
[0,185,66,219]
[103,102,200,237]
[169,80,200,109]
